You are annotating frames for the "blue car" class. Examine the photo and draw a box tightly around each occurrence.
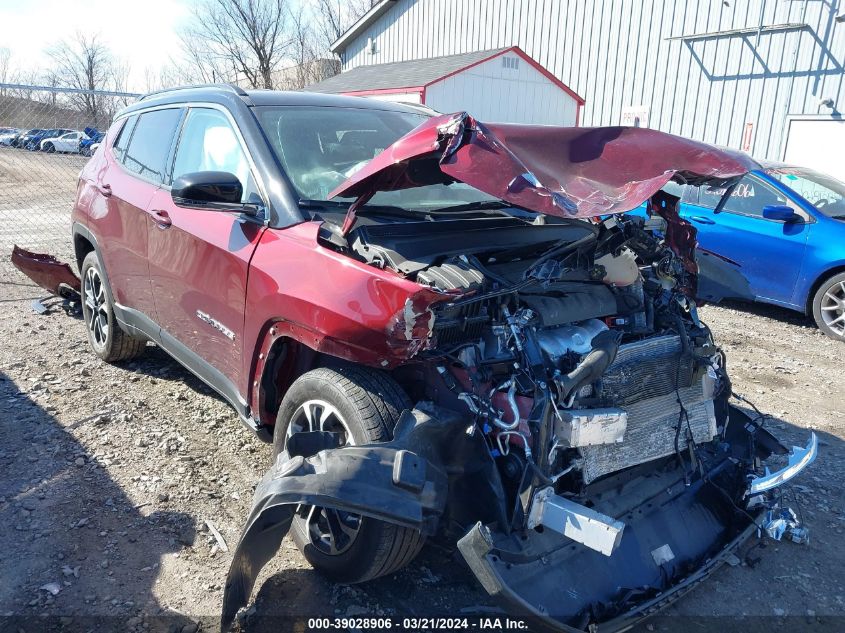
[79,127,104,156]
[661,163,845,341]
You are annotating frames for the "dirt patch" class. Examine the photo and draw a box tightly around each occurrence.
[0,293,842,632]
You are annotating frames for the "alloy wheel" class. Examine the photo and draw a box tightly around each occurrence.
[84,266,109,348]
[287,399,362,555]
[820,280,845,336]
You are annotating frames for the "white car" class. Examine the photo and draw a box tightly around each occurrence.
[0,128,20,146]
[40,131,88,153]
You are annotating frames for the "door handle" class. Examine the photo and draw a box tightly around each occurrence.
[689,215,715,225]
[96,183,112,197]
[150,209,172,228]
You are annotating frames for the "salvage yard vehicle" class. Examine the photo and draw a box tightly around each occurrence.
[671,165,845,341]
[11,86,818,632]
[0,127,20,145]
[79,127,104,156]
[25,127,73,150]
[39,129,88,153]
[12,128,44,148]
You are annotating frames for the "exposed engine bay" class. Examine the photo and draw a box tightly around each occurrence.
[346,197,722,496]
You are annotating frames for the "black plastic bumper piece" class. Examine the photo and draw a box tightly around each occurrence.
[458,455,757,633]
[221,406,464,630]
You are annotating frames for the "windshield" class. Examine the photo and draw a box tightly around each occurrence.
[256,105,500,211]
[766,166,845,217]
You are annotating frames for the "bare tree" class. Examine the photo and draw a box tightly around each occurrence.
[6,68,41,100]
[314,0,373,76]
[285,5,320,89]
[175,32,237,86]
[181,0,293,89]
[46,33,124,126]
[0,47,11,96]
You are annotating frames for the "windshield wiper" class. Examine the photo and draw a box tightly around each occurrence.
[420,200,516,214]
[300,199,434,221]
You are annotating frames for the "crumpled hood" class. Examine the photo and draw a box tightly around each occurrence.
[329,112,759,227]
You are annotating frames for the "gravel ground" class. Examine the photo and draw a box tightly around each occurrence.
[1,279,843,632]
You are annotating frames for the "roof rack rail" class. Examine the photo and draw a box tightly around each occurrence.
[138,83,249,101]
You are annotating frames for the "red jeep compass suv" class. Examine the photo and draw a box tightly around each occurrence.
[57,85,816,631]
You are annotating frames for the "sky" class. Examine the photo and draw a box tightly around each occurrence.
[0,0,193,92]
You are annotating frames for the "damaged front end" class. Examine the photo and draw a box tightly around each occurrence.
[215,114,816,630]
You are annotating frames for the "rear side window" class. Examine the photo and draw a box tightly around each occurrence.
[113,115,138,162]
[122,108,183,184]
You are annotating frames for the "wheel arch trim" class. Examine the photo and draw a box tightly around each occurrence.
[805,263,845,315]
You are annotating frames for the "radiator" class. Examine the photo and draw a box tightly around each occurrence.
[598,334,694,405]
[579,335,716,484]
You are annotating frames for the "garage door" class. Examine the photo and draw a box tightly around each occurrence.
[783,117,845,182]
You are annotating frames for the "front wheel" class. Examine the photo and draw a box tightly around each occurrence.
[272,365,424,583]
[812,272,845,342]
[43,143,54,153]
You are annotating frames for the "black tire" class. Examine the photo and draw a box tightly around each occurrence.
[44,143,54,153]
[272,365,424,583]
[80,251,147,362]
[811,272,845,342]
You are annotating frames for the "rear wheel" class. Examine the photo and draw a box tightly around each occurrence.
[812,272,845,342]
[272,365,424,583]
[80,251,147,362]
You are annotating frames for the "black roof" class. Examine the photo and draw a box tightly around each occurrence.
[120,84,424,117]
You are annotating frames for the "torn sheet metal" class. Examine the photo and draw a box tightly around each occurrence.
[10,245,81,295]
[747,432,818,496]
[329,112,759,231]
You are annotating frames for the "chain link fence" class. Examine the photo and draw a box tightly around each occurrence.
[0,84,140,292]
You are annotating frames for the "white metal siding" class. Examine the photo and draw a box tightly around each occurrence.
[340,0,845,162]
[425,54,578,124]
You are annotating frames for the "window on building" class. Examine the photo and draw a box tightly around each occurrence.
[502,56,520,70]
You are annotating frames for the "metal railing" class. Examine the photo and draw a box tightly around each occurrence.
[0,84,140,287]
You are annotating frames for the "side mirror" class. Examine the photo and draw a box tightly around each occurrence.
[762,205,799,222]
[171,171,245,209]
